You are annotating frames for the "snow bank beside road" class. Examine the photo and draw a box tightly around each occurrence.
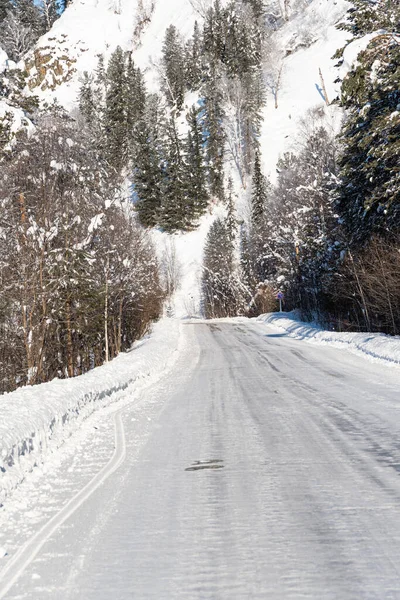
[258,313,400,367]
[0,319,181,505]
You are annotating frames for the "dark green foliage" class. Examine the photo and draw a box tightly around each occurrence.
[0,67,39,114]
[0,111,12,156]
[103,46,128,171]
[0,112,164,392]
[79,72,96,126]
[339,0,400,37]
[159,116,188,231]
[14,0,43,32]
[162,25,185,111]
[203,0,263,79]
[39,0,60,31]
[240,224,255,290]
[337,36,400,244]
[185,21,202,91]
[225,176,237,243]
[251,150,269,229]
[243,0,265,22]
[0,0,11,22]
[185,105,209,219]
[125,54,147,160]
[133,94,164,228]
[240,127,340,317]
[202,66,225,201]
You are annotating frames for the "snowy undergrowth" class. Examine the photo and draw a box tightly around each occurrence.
[258,313,400,368]
[0,318,182,505]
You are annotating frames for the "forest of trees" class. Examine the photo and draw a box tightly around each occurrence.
[201,0,400,336]
[0,0,399,393]
[0,110,163,393]
[77,0,266,231]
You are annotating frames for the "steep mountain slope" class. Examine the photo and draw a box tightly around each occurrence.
[260,0,350,181]
[24,0,202,108]
[20,0,353,319]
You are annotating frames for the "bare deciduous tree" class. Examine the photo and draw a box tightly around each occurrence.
[263,40,284,109]
[0,11,36,61]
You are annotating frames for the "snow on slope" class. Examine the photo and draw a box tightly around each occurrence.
[260,0,351,182]
[0,318,183,505]
[258,312,400,368]
[25,0,200,108]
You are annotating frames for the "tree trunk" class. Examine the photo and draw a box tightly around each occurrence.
[65,295,74,378]
[104,255,110,363]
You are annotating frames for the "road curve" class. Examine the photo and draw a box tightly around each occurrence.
[4,320,400,599]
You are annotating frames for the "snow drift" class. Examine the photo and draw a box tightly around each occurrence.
[0,319,182,505]
[258,313,400,367]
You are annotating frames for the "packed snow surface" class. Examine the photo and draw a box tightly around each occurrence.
[2,321,400,598]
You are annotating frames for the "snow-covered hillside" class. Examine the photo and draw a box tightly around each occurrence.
[24,0,202,108]
[19,0,355,318]
[24,0,351,175]
[260,0,351,181]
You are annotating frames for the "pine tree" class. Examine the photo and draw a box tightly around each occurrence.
[202,64,225,201]
[79,72,96,126]
[159,116,189,231]
[243,0,265,22]
[134,94,164,228]
[38,0,59,31]
[95,54,106,89]
[103,46,128,171]
[14,0,44,35]
[251,150,269,230]
[337,27,400,244]
[340,0,400,37]
[0,0,11,23]
[184,105,209,220]
[203,0,225,64]
[185,21,202,91]
[202,217,243,318]
[0,8,39,61]
[240,223,256,290]
[125,55,147,162]
[225,176,237,243]
[162,25,185,111]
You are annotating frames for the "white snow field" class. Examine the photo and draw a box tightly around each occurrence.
[1,319,400,598]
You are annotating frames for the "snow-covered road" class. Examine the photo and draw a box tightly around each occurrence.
[2,320,400,599]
